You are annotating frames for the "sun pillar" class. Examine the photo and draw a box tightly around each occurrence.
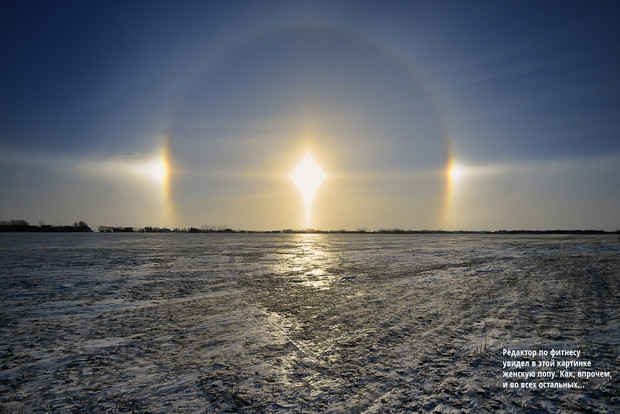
[290,154,326,229]
[441,152,467,230]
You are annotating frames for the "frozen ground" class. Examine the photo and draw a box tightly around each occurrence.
[0,233,618,413]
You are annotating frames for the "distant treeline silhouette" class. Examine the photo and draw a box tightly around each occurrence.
[276,229,616,234]
[98,226,234,233]
[99,227,616,234]
[2,219,616,234]
[0,220,92,232]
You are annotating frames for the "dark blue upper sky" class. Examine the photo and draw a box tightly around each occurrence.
[2,1,618,157]
[1,1,619,229]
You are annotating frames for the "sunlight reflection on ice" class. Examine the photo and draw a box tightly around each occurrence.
[1,233,618,412]
[284,233,336,290]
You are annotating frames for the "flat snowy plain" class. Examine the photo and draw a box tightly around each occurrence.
[0,233,618,413]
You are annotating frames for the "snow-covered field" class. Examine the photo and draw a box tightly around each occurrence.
[0,233,618,413]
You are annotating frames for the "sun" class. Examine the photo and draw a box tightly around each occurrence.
[448,163,466,183]
[144,157,167,184]
[133,152,169,188]
[290,154,326,227]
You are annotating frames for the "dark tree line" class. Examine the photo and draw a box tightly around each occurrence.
[0,220,92,232]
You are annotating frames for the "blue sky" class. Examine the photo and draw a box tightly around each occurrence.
[1,1,619,230]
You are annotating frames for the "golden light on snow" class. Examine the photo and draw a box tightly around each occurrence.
[290,154,326,228]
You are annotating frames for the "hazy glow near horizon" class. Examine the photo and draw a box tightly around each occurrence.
[83,145,174,226]
[290,154,327,228]
[2,3,619,231]
[133,155,168,187]
[442,158,467,229]
[448,163,466,184]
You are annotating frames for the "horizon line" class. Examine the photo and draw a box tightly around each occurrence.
[2,221,619,235]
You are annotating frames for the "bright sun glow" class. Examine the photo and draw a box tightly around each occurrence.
[86,144,174,226]
[145,157,167,184]
[442,158,469,229]
[133,152,169,187]
[290,154,326,226]
[449,163,466,182]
